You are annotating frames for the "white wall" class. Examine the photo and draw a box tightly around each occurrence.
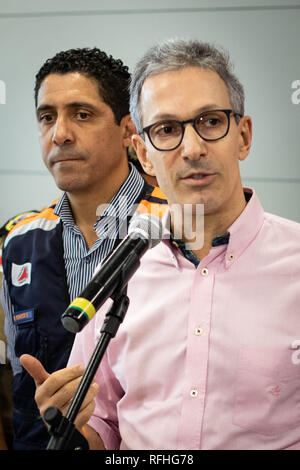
[0,0,299,224]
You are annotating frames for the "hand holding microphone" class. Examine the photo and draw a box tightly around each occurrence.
[61,213,163,333]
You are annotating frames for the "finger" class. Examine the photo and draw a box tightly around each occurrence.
[39,365,85,397]
[74,381,99,413]
[74,400,96,430]
[20,354,49,386]
[39,375,82,412]
[74,384,98,429]
[36,367,86,415]
[53,379,99,416]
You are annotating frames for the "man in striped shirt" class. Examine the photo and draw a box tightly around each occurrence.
[1,47,166,450]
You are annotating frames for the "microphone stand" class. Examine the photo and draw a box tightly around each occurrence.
[44,267,133,449]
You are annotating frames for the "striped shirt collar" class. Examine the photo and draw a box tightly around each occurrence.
[54,163,144,236]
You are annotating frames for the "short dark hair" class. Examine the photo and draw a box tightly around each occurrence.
[34,47,130,124]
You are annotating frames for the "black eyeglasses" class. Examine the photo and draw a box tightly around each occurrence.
[141,109,242,151]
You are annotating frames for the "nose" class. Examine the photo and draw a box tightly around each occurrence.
[181,123,207,160]
[52,115,74,146]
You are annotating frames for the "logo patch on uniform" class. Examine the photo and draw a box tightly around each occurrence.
[13,309,35,325]
[12,262,32,287]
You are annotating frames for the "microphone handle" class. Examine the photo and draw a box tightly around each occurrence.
[93,233,149,285]
[61,237,149,332]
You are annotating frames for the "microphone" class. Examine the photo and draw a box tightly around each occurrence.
[61,213,163,333]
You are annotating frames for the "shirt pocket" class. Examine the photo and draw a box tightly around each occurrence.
[233,347,300,436]
[14,322,49,369]
[15,323,37,357]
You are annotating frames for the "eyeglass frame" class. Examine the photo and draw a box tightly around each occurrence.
[140,108,243,151]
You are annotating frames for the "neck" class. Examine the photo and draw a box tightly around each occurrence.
[171,191,247,260]
[67,165,130,249]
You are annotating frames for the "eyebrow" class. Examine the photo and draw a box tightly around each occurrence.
[150,104,223,122]
[36,101,99,116]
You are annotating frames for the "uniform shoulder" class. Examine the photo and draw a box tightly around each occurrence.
[2,201,59,247]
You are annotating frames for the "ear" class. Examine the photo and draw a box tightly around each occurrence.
[238,116,252,162]
[120,114,137,147]
[131,134,156,176]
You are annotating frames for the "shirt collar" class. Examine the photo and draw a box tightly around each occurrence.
[53,163,144,232]
[95,162,144,229]
[224,187,265,268]
[53,192,74,227]
[161,188,265,269]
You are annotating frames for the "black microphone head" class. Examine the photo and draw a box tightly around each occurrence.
[128,213,163,248]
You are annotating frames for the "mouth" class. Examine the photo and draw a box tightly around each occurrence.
[52,156,83,165]
[54,158,79,163]
[49,149,85,165]
[188,173,210,179]
[181,171,216,186]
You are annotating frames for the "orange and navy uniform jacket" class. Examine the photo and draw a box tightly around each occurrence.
[2,182,167,450]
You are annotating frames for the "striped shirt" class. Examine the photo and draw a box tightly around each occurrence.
[56,163,144,301]
[2,163,144,374]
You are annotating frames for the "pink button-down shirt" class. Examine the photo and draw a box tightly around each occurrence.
[69,189,300,450]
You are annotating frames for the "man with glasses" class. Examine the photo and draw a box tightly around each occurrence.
[22,38,300,450]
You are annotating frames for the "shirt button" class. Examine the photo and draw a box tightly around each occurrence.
[201,267,208,276]
[190,389,198,398]
[228,253,234,261]
[195,327,203,336]
[84,257,91,263]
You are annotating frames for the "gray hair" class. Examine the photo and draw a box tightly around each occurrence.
[130,38,244,133]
